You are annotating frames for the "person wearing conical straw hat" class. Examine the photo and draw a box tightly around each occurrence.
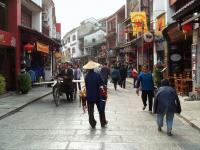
[83,61,108,128]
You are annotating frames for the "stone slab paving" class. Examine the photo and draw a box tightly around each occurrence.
[0,83,199,149]
[127,77,200,130]
[0,87,52,119]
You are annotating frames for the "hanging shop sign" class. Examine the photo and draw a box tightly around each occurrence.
[36,42,49,54]
[130,12,148,35]
[0,30,16,47]
[156,14,166,36]
[144,32,153,43]
[54,51,62,59]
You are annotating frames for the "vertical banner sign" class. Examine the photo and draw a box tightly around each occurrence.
[156,14,165,35]
[130,12,148,35]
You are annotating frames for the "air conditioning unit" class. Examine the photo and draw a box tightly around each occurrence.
[42,13,48,22]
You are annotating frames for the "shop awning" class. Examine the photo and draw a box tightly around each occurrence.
[162,22,192,43]
[19,25,61,48]
[37,42,49,54]
[172,0,200,20]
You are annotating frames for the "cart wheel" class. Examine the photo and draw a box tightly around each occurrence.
[53,87,60,107]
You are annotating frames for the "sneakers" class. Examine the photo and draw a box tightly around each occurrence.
[101,121,108,128]
[167,131,173,136]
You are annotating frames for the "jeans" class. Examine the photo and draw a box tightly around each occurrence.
[157,112,174,132]
[133,77,137,88]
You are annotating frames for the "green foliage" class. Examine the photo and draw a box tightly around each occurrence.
[153,67,162,87]
[18,72,32,94]
[0,74,6,95]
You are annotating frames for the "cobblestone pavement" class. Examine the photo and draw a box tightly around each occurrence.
[0,83,199,150]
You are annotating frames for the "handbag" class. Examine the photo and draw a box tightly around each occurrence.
[99,86,107,100]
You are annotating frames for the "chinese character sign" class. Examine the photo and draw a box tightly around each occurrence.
[130,12,148,35]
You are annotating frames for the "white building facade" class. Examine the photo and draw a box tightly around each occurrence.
[63,28,80,61]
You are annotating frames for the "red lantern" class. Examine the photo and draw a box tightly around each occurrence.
[24,43,34,53]
[182,23,192,33]
[182,23,192,40]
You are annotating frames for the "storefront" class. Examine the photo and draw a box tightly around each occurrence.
[0,30,17,90]
[162,0,200,95]
[19,26,61,81]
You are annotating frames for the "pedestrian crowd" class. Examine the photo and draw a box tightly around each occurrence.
[56,61,181,136]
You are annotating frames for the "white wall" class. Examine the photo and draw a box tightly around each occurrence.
[153,0,174,26]
[63,30,80,58]
[32,12,42,32]
[32,0,42,7]
[84,30,106,46]
[153,0,166,30]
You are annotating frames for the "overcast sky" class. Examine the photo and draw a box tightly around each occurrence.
[54,0,125,38]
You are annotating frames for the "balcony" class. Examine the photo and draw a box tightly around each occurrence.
[42,24,49,36]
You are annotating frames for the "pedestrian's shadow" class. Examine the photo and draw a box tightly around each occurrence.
[87,128,97,139]
[167,132,200,149]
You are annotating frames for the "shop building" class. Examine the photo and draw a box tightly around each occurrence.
[122,0,153,71]
[106,5,125,65]
[20,0,61,82]
[0,0,61,91]
[162,0,200,95]
[0,0,20,90]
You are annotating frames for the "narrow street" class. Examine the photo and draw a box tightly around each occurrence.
[0,83,199,150]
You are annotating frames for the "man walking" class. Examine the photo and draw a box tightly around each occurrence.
[136,65,154,112]
[84,61,108,128]
[100,63,110,86]
[153,79,181,136]
[119,64,127,89]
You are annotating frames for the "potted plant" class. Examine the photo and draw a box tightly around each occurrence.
[153,62,165,87]
[18,72,32,94]
[0,74,6,95]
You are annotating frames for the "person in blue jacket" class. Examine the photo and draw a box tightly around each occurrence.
[84,61,108,128]
[136,65,154,112]
[153,79,181,136]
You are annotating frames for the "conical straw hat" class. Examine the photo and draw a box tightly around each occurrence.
[83,61,100,69]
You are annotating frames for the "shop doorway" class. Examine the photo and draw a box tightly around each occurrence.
[0,47,16,91]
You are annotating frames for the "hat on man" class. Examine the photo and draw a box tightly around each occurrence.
[83,61,100,69]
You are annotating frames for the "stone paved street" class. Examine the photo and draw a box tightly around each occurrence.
[0,83,199,150]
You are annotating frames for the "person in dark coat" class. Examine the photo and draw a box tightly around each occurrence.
[84,61,108,128]
[59,62,74,102]
[100,63,110,86]
[119,64,127,88]
[65,63,74,101]
[136,65,154,112]
[153,79,181,136]
[111,65,120,90]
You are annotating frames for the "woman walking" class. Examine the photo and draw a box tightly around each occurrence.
[153,79,181,136]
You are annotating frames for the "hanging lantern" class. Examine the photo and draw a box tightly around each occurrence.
[182,23,192,40]
[24,43,34,53]
[182,23,192,32]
